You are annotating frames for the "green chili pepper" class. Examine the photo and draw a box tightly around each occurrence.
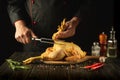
[6,59,31,70]
[15,65,31,70]
[9,62,16,70]
[6,59,22,65]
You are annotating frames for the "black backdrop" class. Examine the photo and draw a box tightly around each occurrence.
[0,0,119,65]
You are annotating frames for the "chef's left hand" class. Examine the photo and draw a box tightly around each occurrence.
[56,17,80,39]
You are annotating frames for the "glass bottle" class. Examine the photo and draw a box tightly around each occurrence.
[99,32,107,56]
[91,42,100,56]
[107,27,117,58]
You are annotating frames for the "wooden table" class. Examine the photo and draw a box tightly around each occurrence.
[0,52,120,80]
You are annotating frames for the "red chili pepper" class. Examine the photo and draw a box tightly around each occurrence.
[91,63,104,70]
[83,62,103,69]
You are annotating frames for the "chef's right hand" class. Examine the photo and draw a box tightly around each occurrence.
[14,20,37,44]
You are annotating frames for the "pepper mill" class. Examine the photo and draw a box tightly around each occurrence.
[99,32,107,56]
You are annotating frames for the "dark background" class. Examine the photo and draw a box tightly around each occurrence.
[0,0,119,65]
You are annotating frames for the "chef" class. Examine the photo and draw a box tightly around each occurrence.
[7,0,84,52]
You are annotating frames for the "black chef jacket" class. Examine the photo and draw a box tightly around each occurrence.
[7,0,84,52]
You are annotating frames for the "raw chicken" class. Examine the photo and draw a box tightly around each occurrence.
[23,19,86,64]
[23,40,86,64]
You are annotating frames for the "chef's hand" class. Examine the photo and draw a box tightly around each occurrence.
[56,17,80,39]
[14,20,37,44]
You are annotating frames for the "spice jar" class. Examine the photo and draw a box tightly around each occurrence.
[91,42,100,56]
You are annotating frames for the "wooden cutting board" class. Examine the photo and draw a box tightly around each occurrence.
[42,56,100,64]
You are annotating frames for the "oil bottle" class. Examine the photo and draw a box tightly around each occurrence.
[107,27,117,58]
